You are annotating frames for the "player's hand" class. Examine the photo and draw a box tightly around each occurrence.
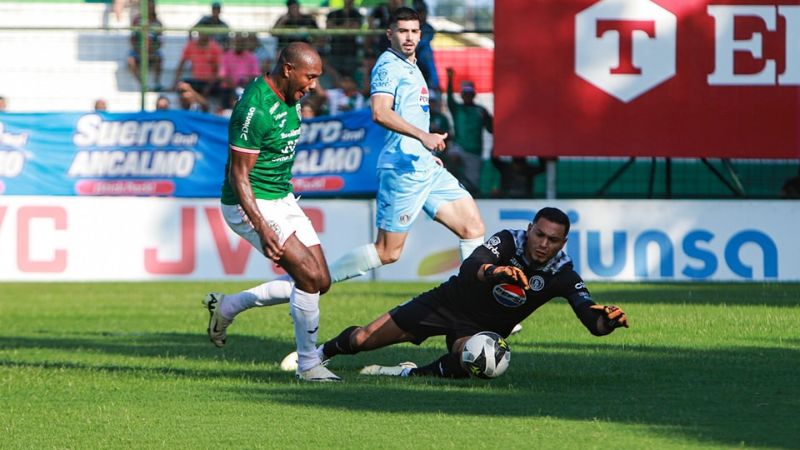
[484,265,529,288]
[421,132,447,152]
[590,304,629,328]
[258,227,285,262]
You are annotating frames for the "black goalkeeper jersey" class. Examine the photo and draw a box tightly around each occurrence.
[436,229,604,337]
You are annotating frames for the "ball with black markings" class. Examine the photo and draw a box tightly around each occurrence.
[460,331,511,379]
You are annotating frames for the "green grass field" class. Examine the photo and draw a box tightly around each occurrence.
[1,282,798,449]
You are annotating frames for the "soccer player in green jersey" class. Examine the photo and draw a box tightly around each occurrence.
[202,42,340,382]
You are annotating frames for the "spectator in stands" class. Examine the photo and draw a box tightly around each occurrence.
[173,31,223,98]
[218,33,260,102]
[492,156,547,199]
[128,0,163,92]
[155,95,171,110]
[445,67,493,194]
[94,99,108,111]
[429,91,450,139]
[272,0,319,50]
[245,32,274,75]
[354,50,377,96]
[0,96,7,112]
[194,2,230,49]
[301,100,317,119]
[322,76,365,116]
[326,0,363,78]
[413,0,440,93]
[781,168,800,199]
[176,81,209,112]
[111,0,139,25]
[367,0,404,56]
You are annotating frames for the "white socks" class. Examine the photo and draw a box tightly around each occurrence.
[219,275,293,319]
[290,287,322,372]
[328,243,383,283]
[459,236,485,261]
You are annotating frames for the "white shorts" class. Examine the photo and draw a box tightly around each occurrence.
[221,193,320,255]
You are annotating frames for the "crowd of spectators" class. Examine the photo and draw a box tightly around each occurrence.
[127,0,449,116]
[120,0,513,195]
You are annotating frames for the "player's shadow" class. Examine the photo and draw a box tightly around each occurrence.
[0,332,295,382]
[243,342,798,450]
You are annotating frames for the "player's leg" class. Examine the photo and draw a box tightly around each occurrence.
[328,168,431,282]
[407,335,471,379]
[424,166,486,260]
[267,195,337,380]
[322,312,416,360]
[207,204,296,321]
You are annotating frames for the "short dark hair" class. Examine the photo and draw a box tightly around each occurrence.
[389,6,420,26]
[533,207,570,236]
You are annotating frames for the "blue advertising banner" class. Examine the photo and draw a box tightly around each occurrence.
[0,109,382,197]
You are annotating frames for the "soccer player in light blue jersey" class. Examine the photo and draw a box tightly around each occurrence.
[327,6,486,283]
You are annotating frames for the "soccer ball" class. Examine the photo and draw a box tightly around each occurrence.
[460,331,511,379]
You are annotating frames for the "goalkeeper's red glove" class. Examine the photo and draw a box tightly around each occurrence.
[484,265,529,288]
[590,304,629,328]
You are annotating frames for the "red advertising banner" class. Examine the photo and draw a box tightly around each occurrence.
[494,0,800,158]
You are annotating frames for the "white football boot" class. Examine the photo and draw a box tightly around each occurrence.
[510,323,523,336]
[203,293,233,348]
[359,361,417,376]
[296,364,341,382]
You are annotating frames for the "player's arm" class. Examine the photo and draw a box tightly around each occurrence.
[459,231,526,287]
[228,149,284,261]
[562,275,628,335]
[370,94,446,151]
[228,104,284,261]
[483,107,493,134]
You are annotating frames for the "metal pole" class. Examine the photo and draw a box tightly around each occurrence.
[139,0,149,111]
[545,159,557,199]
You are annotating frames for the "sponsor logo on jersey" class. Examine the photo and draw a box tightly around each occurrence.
[493,283,527,308]
[575,282,586,290]
[274,111,287,120]
[373,68,390,88]
[529,275,545,292]
[269,102,280,115]
[419,86,429,112]
[240,107,256,141]
[488,236,501,247]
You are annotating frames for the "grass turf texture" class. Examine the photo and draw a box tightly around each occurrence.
[1,282,798,449]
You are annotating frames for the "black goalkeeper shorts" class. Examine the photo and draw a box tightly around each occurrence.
[389,285,484,352]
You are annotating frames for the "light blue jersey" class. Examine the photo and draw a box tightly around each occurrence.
[370,48,436,172]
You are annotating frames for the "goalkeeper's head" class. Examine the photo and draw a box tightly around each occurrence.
[526,207,570,264]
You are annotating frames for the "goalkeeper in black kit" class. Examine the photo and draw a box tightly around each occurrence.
[283,207,629,379]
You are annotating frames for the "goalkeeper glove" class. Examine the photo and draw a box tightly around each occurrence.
[484,265,529,288]
[590,304,629,328]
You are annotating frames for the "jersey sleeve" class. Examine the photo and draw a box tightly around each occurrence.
[370,60,399,97]
[556,270,614,336]
[228,95,271,152]
[458,230,516,282]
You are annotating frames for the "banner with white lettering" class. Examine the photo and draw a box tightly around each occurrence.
[0,109,382,197]
[494,0,800,159]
